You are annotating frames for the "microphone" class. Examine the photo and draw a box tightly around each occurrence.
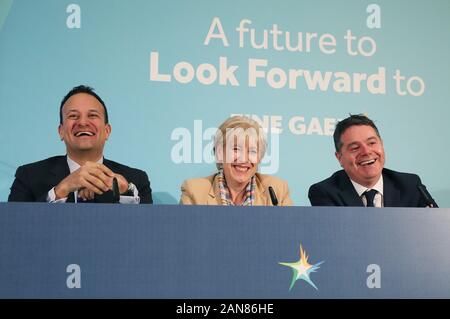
[112,177,120,203]
[268,186,278,206]
[417,184,438,208]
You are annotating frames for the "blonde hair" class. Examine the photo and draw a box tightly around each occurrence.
[214,116,267,169]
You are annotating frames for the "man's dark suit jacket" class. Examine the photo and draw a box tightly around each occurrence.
[308,168,427,207]
[8,156,152,204]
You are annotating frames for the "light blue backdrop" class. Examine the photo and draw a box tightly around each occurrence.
[1,0,449,206]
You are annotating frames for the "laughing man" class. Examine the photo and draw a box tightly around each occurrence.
[8,85,152,204]
[308,114,429,207]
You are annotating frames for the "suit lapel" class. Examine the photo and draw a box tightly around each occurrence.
[49,156,73,202]
[207,175,221,205]
[382,170,400,207]
[49,156,70,180]
[254,176,268,205]
[103,158,115,171]
[338,172,364,207]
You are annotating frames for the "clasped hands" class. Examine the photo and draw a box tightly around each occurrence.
[54,161,128,201]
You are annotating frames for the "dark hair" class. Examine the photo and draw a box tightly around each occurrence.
[333,114,381,152]
[59,85,108,124]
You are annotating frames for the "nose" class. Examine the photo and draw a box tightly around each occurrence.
[360,143,371,155]
[76,114,89,126]
[235,149,248,163]
[243,149,250,163]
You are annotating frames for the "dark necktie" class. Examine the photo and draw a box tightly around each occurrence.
[363,189,378,207]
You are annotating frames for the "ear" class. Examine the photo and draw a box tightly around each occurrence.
[104,124,112,140]
[335,151,343,167]
[58,124,64,141]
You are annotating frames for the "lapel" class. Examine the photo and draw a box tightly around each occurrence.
[382,170,400,207]
[49,156,70,181]
[49,156,73,202]
[103,158,115,171]
[337,172,364,207]
[207,174,222,205]
[254,175,268,205]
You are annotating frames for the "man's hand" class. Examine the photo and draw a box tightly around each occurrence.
[54,161,115,200]
[77,188,95,201]
[77,173,129,201]
[114,173,129,194]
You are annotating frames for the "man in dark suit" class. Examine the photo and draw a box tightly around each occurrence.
[308,114,429,207]
[8,85,152,204]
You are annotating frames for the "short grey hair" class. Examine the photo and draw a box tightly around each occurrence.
[214,116,267,170]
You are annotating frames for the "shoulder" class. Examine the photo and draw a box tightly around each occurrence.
[309,170,347,190]
[383,168,420,178]
[255,173,293,205]
[255,173,289,187]
[181,175,216,192]
[382,168,421,184]
[16,156,66,172]
[180,175,217,205]
[255,173,291,195]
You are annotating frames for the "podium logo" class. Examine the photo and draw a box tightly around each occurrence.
[279,245,324,291]
[66,264,81,289]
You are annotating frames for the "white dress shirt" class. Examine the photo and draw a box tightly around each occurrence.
[350,176,384,207]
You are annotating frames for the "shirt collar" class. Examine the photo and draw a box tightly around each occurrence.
[350,175,384,197]
[66,155,103,173]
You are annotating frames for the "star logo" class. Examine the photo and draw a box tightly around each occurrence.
[279,245,324,290]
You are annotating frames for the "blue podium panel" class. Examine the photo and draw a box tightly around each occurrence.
[0,203,449,298]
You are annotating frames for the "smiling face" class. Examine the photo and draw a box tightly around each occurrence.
[58,93,111,160]
[335,125,385,188]
[218,132,260,189]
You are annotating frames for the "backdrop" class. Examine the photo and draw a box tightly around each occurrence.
[1,0,449,206]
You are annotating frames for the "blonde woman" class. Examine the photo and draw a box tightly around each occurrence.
[180,116,293,206]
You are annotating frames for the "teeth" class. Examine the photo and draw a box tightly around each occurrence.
[75,132,94,137]
[360,159,376,166]
[234,166,249,172]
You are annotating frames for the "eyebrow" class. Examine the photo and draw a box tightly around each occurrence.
[65,108,101,114]
[65,110,79,117]
[346,136,378,148]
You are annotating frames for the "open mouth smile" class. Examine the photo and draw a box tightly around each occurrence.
[359,159,377,166]
[232,164,252,172]
[74,131,95,137]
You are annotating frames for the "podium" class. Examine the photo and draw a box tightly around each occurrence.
[1,203,449,298]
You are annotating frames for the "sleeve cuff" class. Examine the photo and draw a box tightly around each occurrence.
[47,187,68,203]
